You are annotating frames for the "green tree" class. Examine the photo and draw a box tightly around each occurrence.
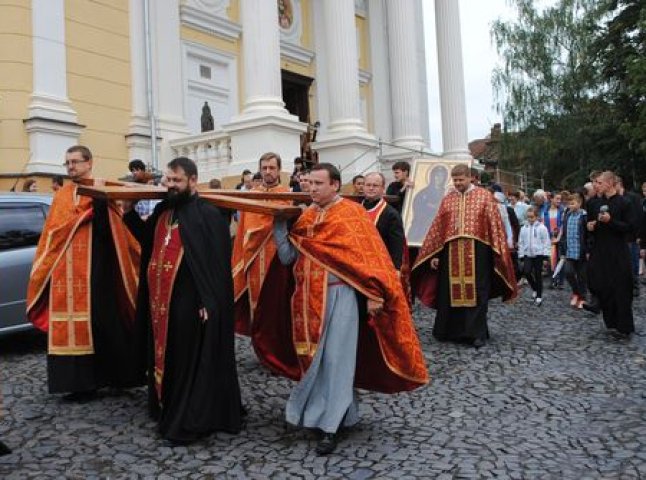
[491,0,646,190]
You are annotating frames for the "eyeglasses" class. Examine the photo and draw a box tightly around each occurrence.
[63,159,89,167]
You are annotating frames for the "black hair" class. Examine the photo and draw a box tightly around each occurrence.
[167,156,198,179]
[128,159,146,171]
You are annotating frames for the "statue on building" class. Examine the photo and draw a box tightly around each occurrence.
[278,0,293,29]
[201,101,214,132]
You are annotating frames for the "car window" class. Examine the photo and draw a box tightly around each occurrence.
[0,204,46,250]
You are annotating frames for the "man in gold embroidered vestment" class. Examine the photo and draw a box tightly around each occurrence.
[26,145,143,400]
[267,163,428,455]
[232,152,293,337]
[411,164,517,348]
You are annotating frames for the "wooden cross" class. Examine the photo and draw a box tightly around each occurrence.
[77,180,398,218]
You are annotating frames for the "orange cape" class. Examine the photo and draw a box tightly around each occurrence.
[26,183,140,354]
[251,198,428,394]
[411,186,517,308]
[232,184,292,335]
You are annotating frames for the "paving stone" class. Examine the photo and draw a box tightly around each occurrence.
[1,287,645,477]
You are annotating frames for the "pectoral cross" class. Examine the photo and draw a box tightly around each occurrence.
[164,229,172,247]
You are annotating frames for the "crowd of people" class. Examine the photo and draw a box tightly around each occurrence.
[2,145,642,458]
[502,173,644,340]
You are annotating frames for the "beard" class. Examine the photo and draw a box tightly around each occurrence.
[166,188,192,207]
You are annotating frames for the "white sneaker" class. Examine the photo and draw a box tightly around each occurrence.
[531,291,537,299]
[535,297,543,306]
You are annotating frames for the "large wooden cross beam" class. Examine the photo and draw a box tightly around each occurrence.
[76,182,302,217]
[77,180,397,218]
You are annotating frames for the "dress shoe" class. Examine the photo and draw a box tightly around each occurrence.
[315,432,337,455]
[0,440,11,456]
[472,338,486,349]
[161,438,193,448]
[610,330,632,340]
[581,302,600,314]
[62,390,97,403]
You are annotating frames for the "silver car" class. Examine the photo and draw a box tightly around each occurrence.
[0,192,52,336]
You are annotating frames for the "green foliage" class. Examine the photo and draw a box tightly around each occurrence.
[492,0,646,191]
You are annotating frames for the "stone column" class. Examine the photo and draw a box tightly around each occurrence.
[435,0,471,159]
[150,0,189,147]
[224,0,305,175]
[126,0,155,164]
[25,0,83,173]
[386,0,426,151]
[313,0,376,175]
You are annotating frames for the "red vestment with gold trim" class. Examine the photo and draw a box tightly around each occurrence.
[411,186,517,308]
[251,199,428,394]
[147,210,184,401]
[232,184,292,335]
[27,183,140,355]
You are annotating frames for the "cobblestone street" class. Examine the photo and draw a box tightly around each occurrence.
[1,287,645,479]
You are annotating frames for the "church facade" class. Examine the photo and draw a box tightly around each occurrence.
[0,0,471,188]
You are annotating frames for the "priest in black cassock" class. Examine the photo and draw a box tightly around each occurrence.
[362,172,405,270]
[124,156,243,445]
[584,171,635,337]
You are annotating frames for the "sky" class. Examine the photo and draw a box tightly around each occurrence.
[423,0,515,152]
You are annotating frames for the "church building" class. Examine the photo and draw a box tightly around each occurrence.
[0,0,471,188]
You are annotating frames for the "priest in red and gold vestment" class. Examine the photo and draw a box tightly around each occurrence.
[263,163,428,455]
[411,164,517,348]
[26,146,144,399]
[232,152,293,336]
[124,157,243,445]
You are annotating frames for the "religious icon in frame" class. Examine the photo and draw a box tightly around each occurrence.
[402,158,471,247]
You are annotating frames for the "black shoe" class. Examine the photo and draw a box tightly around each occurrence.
[0,440,11,456]
[581,302,600,315]
[161,438,193,448]
[610,330,632,340]
[315,433,337,455]
[472,338,486,349]
[62,390,97,403]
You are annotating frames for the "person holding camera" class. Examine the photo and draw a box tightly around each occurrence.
[583,171,634,337]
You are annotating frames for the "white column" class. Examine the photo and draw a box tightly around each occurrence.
[435,0,471,160]
[313,0,376,175]
[224,0,305,175]
[386,0,426,151]
[25,0,83,174]
[240,0,284,114]
[322,0,363,134]
[150,0,189,167]
[126,0,154,164]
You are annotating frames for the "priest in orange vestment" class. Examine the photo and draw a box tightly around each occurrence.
[267,163,428,455]
[26,146,144,399]
[232,152,293,337]
[411,164,517,349]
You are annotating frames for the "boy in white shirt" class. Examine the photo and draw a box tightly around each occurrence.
[518,206,551,305]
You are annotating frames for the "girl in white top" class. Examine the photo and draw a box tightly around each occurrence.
[518,207,551,305]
